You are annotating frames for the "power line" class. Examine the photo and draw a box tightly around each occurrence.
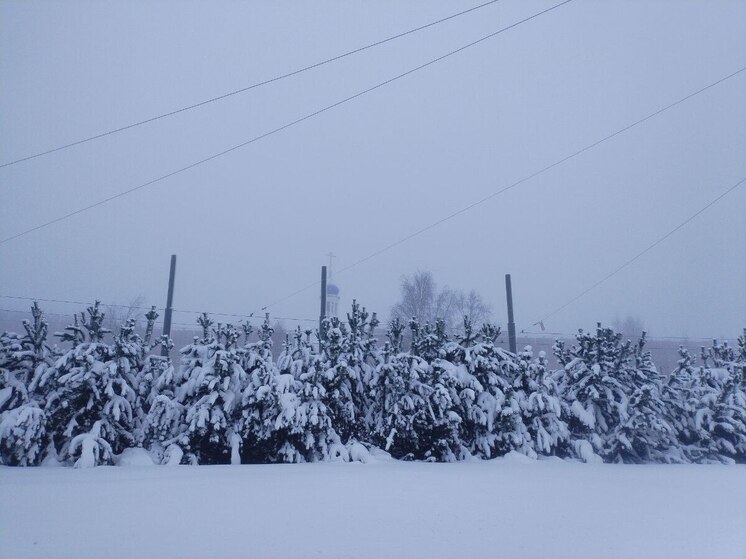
[0,307,197,329]
[258,66,746,313]
[524,175,746,330]
[0,0,573,247]
[0,0,504,169]
[516,329,721,342]
[0,295,316,323]
[0,307,734,347]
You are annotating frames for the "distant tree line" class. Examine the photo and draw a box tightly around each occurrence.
[1,301,744,467]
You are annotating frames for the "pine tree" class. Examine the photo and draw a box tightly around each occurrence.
[410,318,448,362]
[553,324,637,462]
[515,346,568,457]
[1,303,55,413]
[407,318,465,461]
[692,337,746,463]
[317,301,378,444]
[239,315,278,463]
[270,328,344,462]
[0,306,53,466]
[176,315,248,464]
[0,331,27,414]
[661,346,699,461]
[609,333,680,463]
[367,318,432,459]
[44,302,138,467]
[0,404,47,466]
[445,319,527,459]
[110,315,155,447]
[143,333,184,463]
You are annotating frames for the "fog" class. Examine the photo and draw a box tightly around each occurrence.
[1,0,744,341]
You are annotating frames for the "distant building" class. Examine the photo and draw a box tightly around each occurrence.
[326,281,340,318]
[324,252,340,318]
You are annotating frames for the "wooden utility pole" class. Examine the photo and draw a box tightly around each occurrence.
[161,254,177,357]
[319,265,327,339]
[505,273,517,354]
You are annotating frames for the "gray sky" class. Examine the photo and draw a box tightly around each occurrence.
[1,0,744,340]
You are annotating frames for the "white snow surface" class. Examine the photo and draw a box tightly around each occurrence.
[1,459,744,559]
[112,447,156,467]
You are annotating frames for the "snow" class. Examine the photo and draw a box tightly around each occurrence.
[573,439,604,464]
[1,460,744,559]
[163,443,183,466]
[113,447,155,467]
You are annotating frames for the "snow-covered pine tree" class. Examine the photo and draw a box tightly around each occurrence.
[693,337,746,463]
[317,301,378,445]
[143,333,186,463]
[132,307,181,462]
[661,346,700,461]
[132,307,161,402]
[270,330,306,462]
[177,315,248,464]
[270,328,345,462]
[443,319,527,459]
[110,316,153,447]
[0,303,54,466]
[1,304,55,412]
[22,303,56,398]
[553,324,638,463]
[0,331,26,414]
[238,315,278,463]
[145,394,184,461]
[0,404,47,466]
[45,302,139,467]
[610,333,681,463]
[367,318,433,459]
[515,345,569,458]
[405,317,464,461]
[473,323,530,458]
[409,318,448,362]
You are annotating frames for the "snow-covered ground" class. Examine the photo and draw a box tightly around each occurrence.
[2,454,745,559]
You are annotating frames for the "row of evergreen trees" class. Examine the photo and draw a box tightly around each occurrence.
[1,301,744,467]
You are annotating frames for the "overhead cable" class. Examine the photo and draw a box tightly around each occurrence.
[257,67,746,313]
[524,175,746,330]
[0,0,574,247]
[0,0,503,168]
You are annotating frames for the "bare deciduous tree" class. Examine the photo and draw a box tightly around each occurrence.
[453,289,492,327]
[104,295,147,333]
[612,315,646,340]
[390,271,492,331]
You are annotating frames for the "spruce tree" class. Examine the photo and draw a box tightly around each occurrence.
[271,328,343,462]
[409,318,464,461]
[368,318,432,459]
[610,333,680,463]
[515,346,568,457]
[317,302,378,444]
[239,315,277,463]
[694,337,746,463]
[661,346,700,461]
[553,324,636,462]
[0,304,54,466]
[177,316,248,464]
[446,319,527,459]
[45,302,138,467]
[0,331,26,415]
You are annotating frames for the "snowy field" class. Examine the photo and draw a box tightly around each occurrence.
[2,454,745,559]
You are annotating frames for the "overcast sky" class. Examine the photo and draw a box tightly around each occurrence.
[1,0,744,340]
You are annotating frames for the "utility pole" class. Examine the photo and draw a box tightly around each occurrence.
[161,254,177,357]
[505,273,517,354]
[319,265,327,339]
